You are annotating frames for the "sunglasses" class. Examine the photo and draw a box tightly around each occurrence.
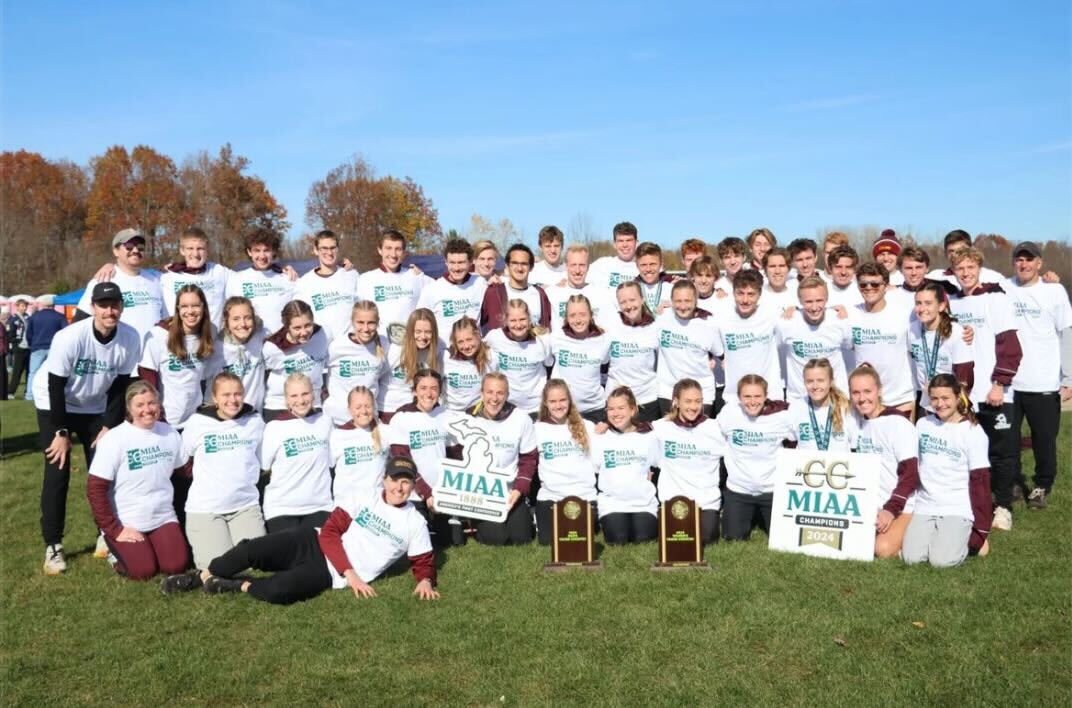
[120,239,146,252]
[857,281,885,290]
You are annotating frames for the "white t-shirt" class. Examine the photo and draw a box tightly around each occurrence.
[855,411,918,514]
[225,267,295,333]
[89,421,182,531]
[262,327,329,411]
[592,427,659,516]
[443,354,495,411]
[78,270,167,340]
[603,315,659,404]
[329,422,389,501]
[32,318,142,414]
[261,412,334,519]
[718,403,794,495]
[786,399,858,452]
[356,267,431,338]
[378,343,444,415]
[324,489,432,587]
[588,256,638,289]
[324,334,390,421]
[386,405,456,494]
[500,283,546,327]
[294,267,360,340]
[550,330,611,413]
[847,302,915,406]
[652,417,726,511]
[949,288,1018,405]
[655,311,721,401]
[160,263,232,328]
[1004,279,1072,392]
[529,260,566,288]
[915,416,989,518]
[637,277,674,314]
[908,322,973,411]
[534,419,598,502]
[776,311,852,401]
[462,407,536,484]
[182,409,265,514]
[417,275,486,344]
[761,283,800,312]
[827,282,864,309]
[484,329,553,413]
[927,266,1005,287]
[205,330,268,411]
[139,326,213,428]
[546,283,615,332]
[714,305,782,403]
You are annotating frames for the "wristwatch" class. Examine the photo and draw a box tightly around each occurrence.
[55,429,69,438]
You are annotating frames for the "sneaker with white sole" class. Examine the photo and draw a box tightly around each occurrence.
[992,506,1013,531]
[43,544,67,575]
[93,532,109,559]
[203,575,245,595]
[1026,487,1048,510]
[161,572,204,595]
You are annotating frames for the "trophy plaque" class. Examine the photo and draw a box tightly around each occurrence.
[544,496,602,571]
[652,495,710,571]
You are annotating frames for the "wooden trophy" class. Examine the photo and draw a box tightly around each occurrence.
[544,496,603,571]
[652,495,710,571]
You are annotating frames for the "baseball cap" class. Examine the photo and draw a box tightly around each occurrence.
[1013,241,1041,259]
[91,282,123,303]
[384,456,417,481]
[112,228,147,248]
[872,229,902,258]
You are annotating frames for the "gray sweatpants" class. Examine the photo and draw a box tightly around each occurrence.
[186,505,267,570]
[900,514,971,568]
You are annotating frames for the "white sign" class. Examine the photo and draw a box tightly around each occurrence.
[769,449,880,562]
[431,419,513,523]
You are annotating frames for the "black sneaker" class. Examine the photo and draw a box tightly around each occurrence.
[203,575,245,595]
[1026,487,1048,510]
[160,572,204,595]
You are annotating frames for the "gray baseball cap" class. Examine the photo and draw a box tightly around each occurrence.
[112,228,147,248]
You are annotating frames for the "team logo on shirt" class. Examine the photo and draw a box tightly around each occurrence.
[731,429,777,447]
[224,360,253,377]
[120,289,159,309]
[918,433,963,461]
[166,354,200,372]
[353,506,405,546]
[608,273,624,287]
[408,429,445,450]
[602,449,644,468]
[725,332,770,351]
[790,340,834,358]
[338,359,378,379]
[663,441,704,460]
[125,445,172,471]
[1012,301,1042,319]
[372,284,406,302]
[446,371,479,390]
[240,280,283,299]
[851,327,897,346]
[855,436,882,455]
[310,292,351,311]
[540,440,580,460]
[609,341,645,359]
[73,358,115,376]
[556,350,601,368]
[496,352,534,372]
[343,445,377,465]
[172,278,215,294]
[283,354,317,374]
[282,434,326,457]
[952,311,985,327]
[658,330,694,350]
[203,432,247,453]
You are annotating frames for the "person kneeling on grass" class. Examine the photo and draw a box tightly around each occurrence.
[86,382,190,580]
[199,456,439,604]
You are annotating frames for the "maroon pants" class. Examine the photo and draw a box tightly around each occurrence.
[105,522,190,581]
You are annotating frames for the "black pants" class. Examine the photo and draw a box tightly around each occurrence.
[262,408,288,423]
[9,347,29,396]
[713,387,726,418]
[0,352,7,399]
[721,489,773,541]
[38,409,104,546]
[601,512,657,544]
[581,407,607,424]
[534,499,599,546]
[977,402,1019,509]
[637,400,661,423]
[657,398,715,418]
[1013,391,1061,492]
[475,503,534,546]
[697,509,721,544]
[265,510,331,534]
[209,527,332,605]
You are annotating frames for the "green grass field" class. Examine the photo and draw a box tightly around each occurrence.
[1,395,1070,706]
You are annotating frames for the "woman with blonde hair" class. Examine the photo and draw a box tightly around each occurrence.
[330,386,390,501]
[604,281,661,422]
[324,301,391,423]
[787,358,857,451]
[550,294,610,422]
[380,307,443,421]
[444,317,495,411]
[483,299,552,417]
[207,296,269,411]
[262,300,329,422]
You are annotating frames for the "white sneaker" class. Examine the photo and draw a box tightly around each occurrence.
[992,506,1013,531]
[43,544,67,575]
[93,532,109,559]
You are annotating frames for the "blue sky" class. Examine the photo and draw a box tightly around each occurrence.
[3,1,1070,247]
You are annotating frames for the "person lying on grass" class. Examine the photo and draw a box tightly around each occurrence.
[194,456,439,605]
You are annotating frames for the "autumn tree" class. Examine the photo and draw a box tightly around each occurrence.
[179,144,290,264]
[466,213,520,252]
[0,150,88,294]
[305,156,442,270]
[85,145,184,260]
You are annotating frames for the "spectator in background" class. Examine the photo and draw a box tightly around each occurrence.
[25,295,67,402]
[0,312,9,400]
[6,299,30,398]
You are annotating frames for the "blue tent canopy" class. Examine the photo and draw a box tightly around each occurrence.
[53,289,85,306]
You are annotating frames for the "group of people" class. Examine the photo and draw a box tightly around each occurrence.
[30,220,1071,604]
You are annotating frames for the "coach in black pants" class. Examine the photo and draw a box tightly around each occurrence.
[1013,391,1062,497]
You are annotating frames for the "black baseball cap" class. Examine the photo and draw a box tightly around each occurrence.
[1013,241,1042,259]
[384,456,417,480]
[91,282,123,303]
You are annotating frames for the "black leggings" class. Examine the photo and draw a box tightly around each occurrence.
[208,527,332,605]
[600,512,657,544]
[721,489,773,541]
[475,503,534,546]
[977,402,1019,509]
[265,510,331,535]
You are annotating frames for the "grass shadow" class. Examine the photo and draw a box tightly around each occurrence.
[0,432,40,460]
